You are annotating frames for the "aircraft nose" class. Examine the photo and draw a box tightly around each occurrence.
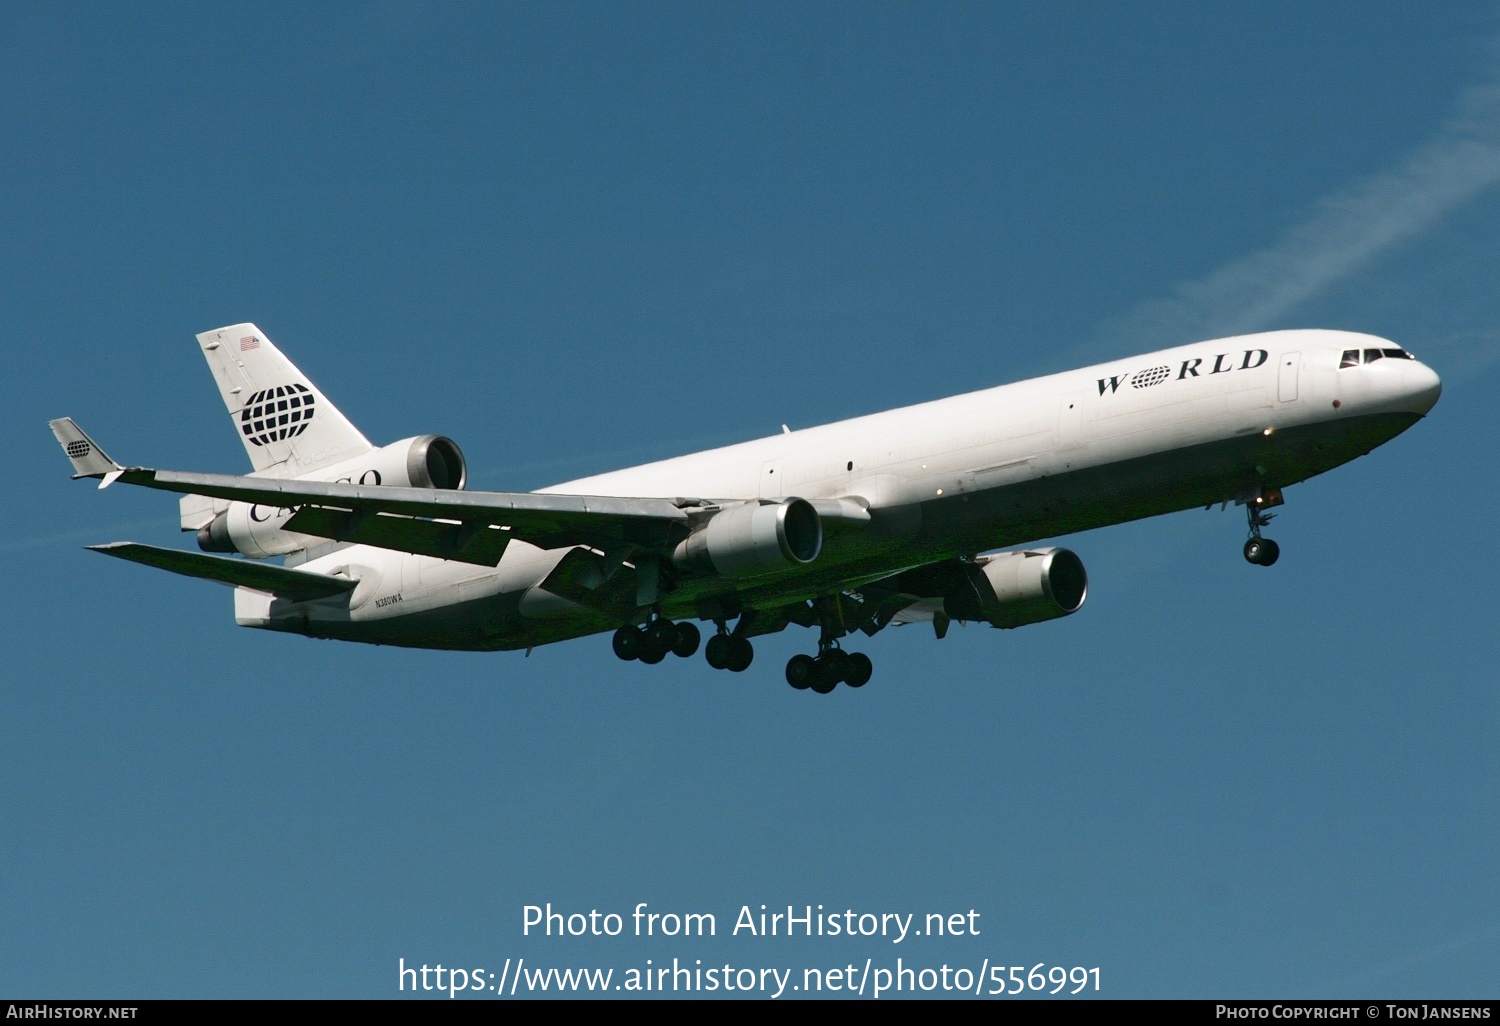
[1406,361,1442,415]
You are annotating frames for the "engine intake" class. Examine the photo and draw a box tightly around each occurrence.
[672,499,822,578]
[945,547,1087,628]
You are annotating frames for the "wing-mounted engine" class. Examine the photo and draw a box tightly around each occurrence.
[871,547,1088,632]
[672,498,822,578]
[197,435,467,558]
[946,548,1087,627]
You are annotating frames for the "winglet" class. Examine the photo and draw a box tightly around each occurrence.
[49,418,124,486]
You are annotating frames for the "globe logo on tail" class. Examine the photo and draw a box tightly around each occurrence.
[240,384,316,446]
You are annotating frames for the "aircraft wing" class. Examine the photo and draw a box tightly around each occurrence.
[120,466,691,556]
[50,418,881,570]
[88,542,358,601]
[51,417,693,561]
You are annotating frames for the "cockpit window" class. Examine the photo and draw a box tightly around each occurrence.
[1340,347,1415,369]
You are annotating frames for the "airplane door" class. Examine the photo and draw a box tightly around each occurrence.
[1278,351,1301,402]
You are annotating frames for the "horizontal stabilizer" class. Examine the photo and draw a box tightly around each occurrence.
[88,542,358,602]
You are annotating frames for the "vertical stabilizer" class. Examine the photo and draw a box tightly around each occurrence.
[196,323,372,477]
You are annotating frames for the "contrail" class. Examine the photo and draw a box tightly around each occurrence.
[1079,34,1500,361]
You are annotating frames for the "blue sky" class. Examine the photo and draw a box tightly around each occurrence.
[4,2,1497,999]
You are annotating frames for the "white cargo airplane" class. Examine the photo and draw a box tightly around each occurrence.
[52,323,1440,692]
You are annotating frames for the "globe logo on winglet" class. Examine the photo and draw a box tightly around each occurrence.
[66,440,92,459]
[240,384,316,446]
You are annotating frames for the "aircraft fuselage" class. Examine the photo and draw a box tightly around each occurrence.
[241,328,1438,651]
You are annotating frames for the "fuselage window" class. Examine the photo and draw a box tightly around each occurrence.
[1340,350,1360,369]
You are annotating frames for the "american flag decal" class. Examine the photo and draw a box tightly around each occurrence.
[240,336,260,351]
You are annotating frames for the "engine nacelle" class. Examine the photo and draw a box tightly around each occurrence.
[672,498,822,578]
[198,435,467,558]
[944,547,1087,628]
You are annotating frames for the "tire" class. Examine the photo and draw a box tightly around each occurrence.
[1244,537,1281,566]
[843,652,873,688]
[612,625,641,661]
[785,654,816,689]
[637,637,668,664]
[704,634,732,670]
[671,622,701,659]
[726,637,754,673]
[820,649,851,683]
[647,619,679,649]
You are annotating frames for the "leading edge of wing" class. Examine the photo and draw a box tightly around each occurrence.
[88,542,358,601]
[113,467,692,552]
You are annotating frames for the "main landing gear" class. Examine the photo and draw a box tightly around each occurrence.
[704,630,754,673]
[612,619,700,665]
[1242,492,1281,567]
[610,604,874,689]
[785,645,873,694]
[613,616,755,672]
[784,594,874,694]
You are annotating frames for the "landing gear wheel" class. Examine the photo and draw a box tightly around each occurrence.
[1243,494,1282,566]
[1244,537,1280,566]
[810,671,838,694]
[704,634,732,670]
[820,648,851,683]
[725,637,754,673]
[637,637,668,664]
[672,622,701,658]
[647,619,678,649]
[785,654,816,690]
[843,652,873,688]
[612,625,641,661]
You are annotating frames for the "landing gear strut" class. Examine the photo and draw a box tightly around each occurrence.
[1243,493,1281,567]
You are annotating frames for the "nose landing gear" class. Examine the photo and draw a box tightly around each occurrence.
[1242,489,1282,566]
[1243,535,1280,566]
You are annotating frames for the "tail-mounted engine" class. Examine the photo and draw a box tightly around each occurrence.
[672,498,822,578]
[197,435,466,558]
[944,547,1088,628]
